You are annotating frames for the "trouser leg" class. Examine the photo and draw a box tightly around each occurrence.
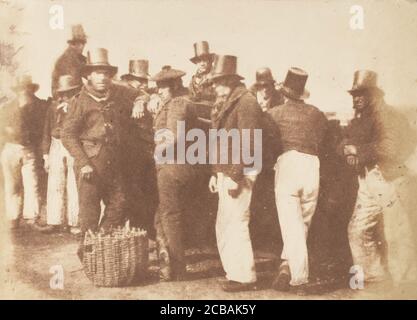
[21,149,40,220]
[65,151,79,227]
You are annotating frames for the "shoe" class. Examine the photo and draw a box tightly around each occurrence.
[272,262,291,292]
[32,224,59,233]
[70,227,81,235]
[220,280,256,292]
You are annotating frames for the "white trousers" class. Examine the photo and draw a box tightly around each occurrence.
[46,137,79,226]
[216,172,257,283]
[1,143,40,221]
[274,150,320,286]
[348,167,417,284]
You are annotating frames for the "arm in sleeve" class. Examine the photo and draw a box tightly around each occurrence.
[41,104,52,155]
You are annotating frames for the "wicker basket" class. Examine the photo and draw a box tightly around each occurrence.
[82,226,148,287]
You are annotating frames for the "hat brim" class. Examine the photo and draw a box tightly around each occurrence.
[253,80,276,88]
[12,83,39,93]
[82,65,118,78]
[210,73,244,82]
[348,87,384,96]
[190,53,215,64]
[281,84,310,100]
[56,84,81,93]
[121,73,150,81]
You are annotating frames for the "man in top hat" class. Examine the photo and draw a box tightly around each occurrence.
[119,59,157,238]
[268,67,328,293]
[208,54,263,292]
[151,65,199,281]
[62,48,131,254]
[189,41,216,105]
[0,75,48,229]
[51,24,87,98]
[337,70,417,286]
[40,75,82,234]
[250,67,284,112]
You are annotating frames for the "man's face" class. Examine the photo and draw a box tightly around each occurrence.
[257,83,274,101]
[213,78,232,98]
[196,57,211,74]
[157,81,172,101]
[129,78,148,90]
[88,69,112,92]
[71,42,85,55]
[352,91,369,111]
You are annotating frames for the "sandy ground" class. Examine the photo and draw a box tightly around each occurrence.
[1,225,416,300]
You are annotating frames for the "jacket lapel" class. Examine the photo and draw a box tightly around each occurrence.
[212,86,246,128]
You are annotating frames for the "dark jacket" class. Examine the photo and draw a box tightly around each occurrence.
[211,85,263,182]
[61,85,133,168]
[41,100,69,154]
[0,96,48,150]
[338,100,417,180]
[51,47,86,97]
[268,99,328,157]
[189,73,216,104]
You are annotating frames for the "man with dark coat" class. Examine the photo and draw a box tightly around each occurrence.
[61,48,131,249]
[338,70,417,286]
[208,55,263,292]
[151,65,200,281]
[250,67,284,112]
[269,68,328,293]
[0,75,48,229]
[51,24,87,98]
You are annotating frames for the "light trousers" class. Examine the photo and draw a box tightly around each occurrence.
[1,143,41,221]
[216,172,257,284]
[46,137,79,226]
[348,166,417,284]
[274,150,320,286]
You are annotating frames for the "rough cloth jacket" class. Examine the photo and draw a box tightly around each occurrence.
[0,96,48,150]
[41,100,69,154]
[51,46,86,97]
[189,72,216,104]
[210,84,264,183]
[268,99,328,157]
[61,84,133,169]
[338,99,417,180]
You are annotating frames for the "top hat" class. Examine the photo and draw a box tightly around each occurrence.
[280,67,310,100]
[150,65,186,83]
[121,60,150,81]
[82,48,118,77]
[11,74,39,93]
[209,55,244,82]
[67,24,87,44]
[190,41,215,64]
[254,67,276,87]
[348,70,383,95]
[56,75,82,93]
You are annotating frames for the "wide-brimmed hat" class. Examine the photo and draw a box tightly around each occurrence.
[150,65,186,83]
[209,55,244,82]
[121,60,150,81]
[82,48,118,77]
[67,24,87,44]
[254,67,276,87]
[348,70,384,96]
[11,74,39,93]
[280,67,310,100]
[56,75,82,93]
[190,41,215,64]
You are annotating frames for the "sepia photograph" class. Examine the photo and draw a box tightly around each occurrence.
[1,0,417,304]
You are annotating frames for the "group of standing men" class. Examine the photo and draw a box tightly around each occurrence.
[1,24,416,293]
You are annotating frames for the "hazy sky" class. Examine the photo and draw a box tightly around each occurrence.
[3,0,417,116]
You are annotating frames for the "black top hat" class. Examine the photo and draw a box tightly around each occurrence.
[190,41,215,64]
[348,70,384,95]
[82,48,118,77]
[11,74,39,93]
[209,55,244,82]
[121,60,150,81]
[150,65,186,83]
[56,75,82,93]
[254,67,275,87]
[67,24,87,44]
[280,67,310,100]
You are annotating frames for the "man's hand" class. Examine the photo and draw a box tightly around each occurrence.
[208,175,218,193]
[43,154,49,172]
[346,155,359,168]
[131,100,146,119]
[343,144,358,156]
[148,94,162,114]
[80,164,94,180]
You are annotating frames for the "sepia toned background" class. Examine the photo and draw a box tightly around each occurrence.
[1,0,417,299]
